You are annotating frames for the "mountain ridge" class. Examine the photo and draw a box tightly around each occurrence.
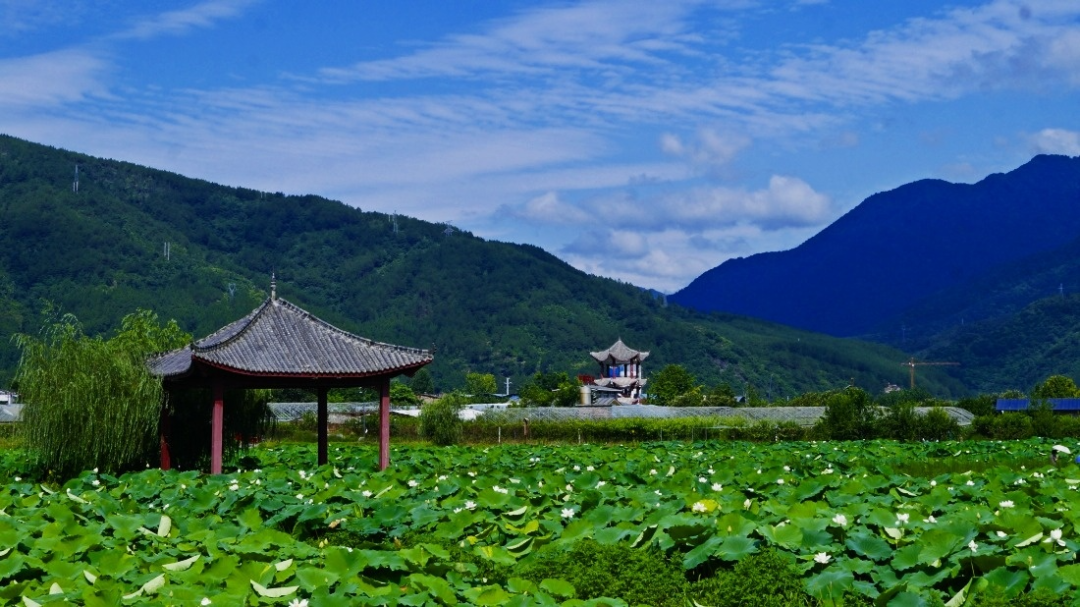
[671,154,1080,337]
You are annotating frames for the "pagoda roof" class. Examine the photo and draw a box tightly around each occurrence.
[590,339,649,364]
[148,295,432,380]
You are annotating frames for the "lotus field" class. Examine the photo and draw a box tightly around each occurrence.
[3,439,1080,605]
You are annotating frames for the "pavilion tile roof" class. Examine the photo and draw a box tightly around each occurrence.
[148,296,433,379]
[590,339,649,364]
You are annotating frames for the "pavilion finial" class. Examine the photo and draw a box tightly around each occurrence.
[271,272,277,301]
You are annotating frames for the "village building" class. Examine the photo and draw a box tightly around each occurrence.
[583,339,648,404]
[148,280,432,473]
[996,398,1080,415]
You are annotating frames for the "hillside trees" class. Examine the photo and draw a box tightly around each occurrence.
[519,372,579,407]
[465,372,498,400]
[1032,375,1080,398]
[649,364,697,406]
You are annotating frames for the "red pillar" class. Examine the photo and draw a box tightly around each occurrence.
[378,378,390,471]
[159,402,171,471]
[317,387,328,467]
[211,383,224,474]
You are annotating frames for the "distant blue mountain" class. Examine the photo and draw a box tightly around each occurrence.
[671,155,1080,337]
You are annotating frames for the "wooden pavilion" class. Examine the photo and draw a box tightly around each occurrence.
[148,283,433,473]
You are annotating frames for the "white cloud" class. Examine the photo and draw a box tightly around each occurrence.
[1029,128,1080,156]
[114,0,257,41]
[547,175,832,233]
[660,128,750,170]
[664,176,832,230]
[507,192,592,225]
[0,49,110,108]
[564,229,649,258]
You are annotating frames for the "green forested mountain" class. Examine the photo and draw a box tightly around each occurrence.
[0,135,961,396]
[869,232,1080,349]
[922,293,1080,394]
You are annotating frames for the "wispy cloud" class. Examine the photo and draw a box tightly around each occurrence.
[316,0,715,83]
[0,48,110,108]
[113,0,258,41]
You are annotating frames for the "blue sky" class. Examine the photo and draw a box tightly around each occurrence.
[2,1,1079,292]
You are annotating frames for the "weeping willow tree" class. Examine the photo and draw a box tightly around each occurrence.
[14,308,190,479]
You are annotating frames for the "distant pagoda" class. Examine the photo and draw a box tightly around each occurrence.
[588,339,648,403]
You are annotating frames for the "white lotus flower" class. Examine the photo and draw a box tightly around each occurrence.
[996,531,1007,538]
[896,513,910,524]
[465,500,477,510]
[711,483,723,492]
[407,480,418,488]
[832,514,848,527]
[361,490,372,498]
[814,552,831,564]
[1046,528,1066,547]
[968,540,978,552]
[201,599,212,606]
[699,477,708,483]
[999,500,1015,508]
[561,508,575,519]
[777,479,785,485]
[692,501,707,513]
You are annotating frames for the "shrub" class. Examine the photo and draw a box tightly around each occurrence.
[916,407,960,440]
[517,539,686,607]
[1028,400,1056,437]
[688,548,813,607]
[1049,415,1080,439]
[296,410,318,431]
[814,387,877,440]
[878,402,920,441]
[956,394,997,417]
[419,392,465,446]
[992,413,1035,439]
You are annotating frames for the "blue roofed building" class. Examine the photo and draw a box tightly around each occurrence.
[996,398,1080,414]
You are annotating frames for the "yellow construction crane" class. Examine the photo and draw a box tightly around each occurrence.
[901,357,959,389]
